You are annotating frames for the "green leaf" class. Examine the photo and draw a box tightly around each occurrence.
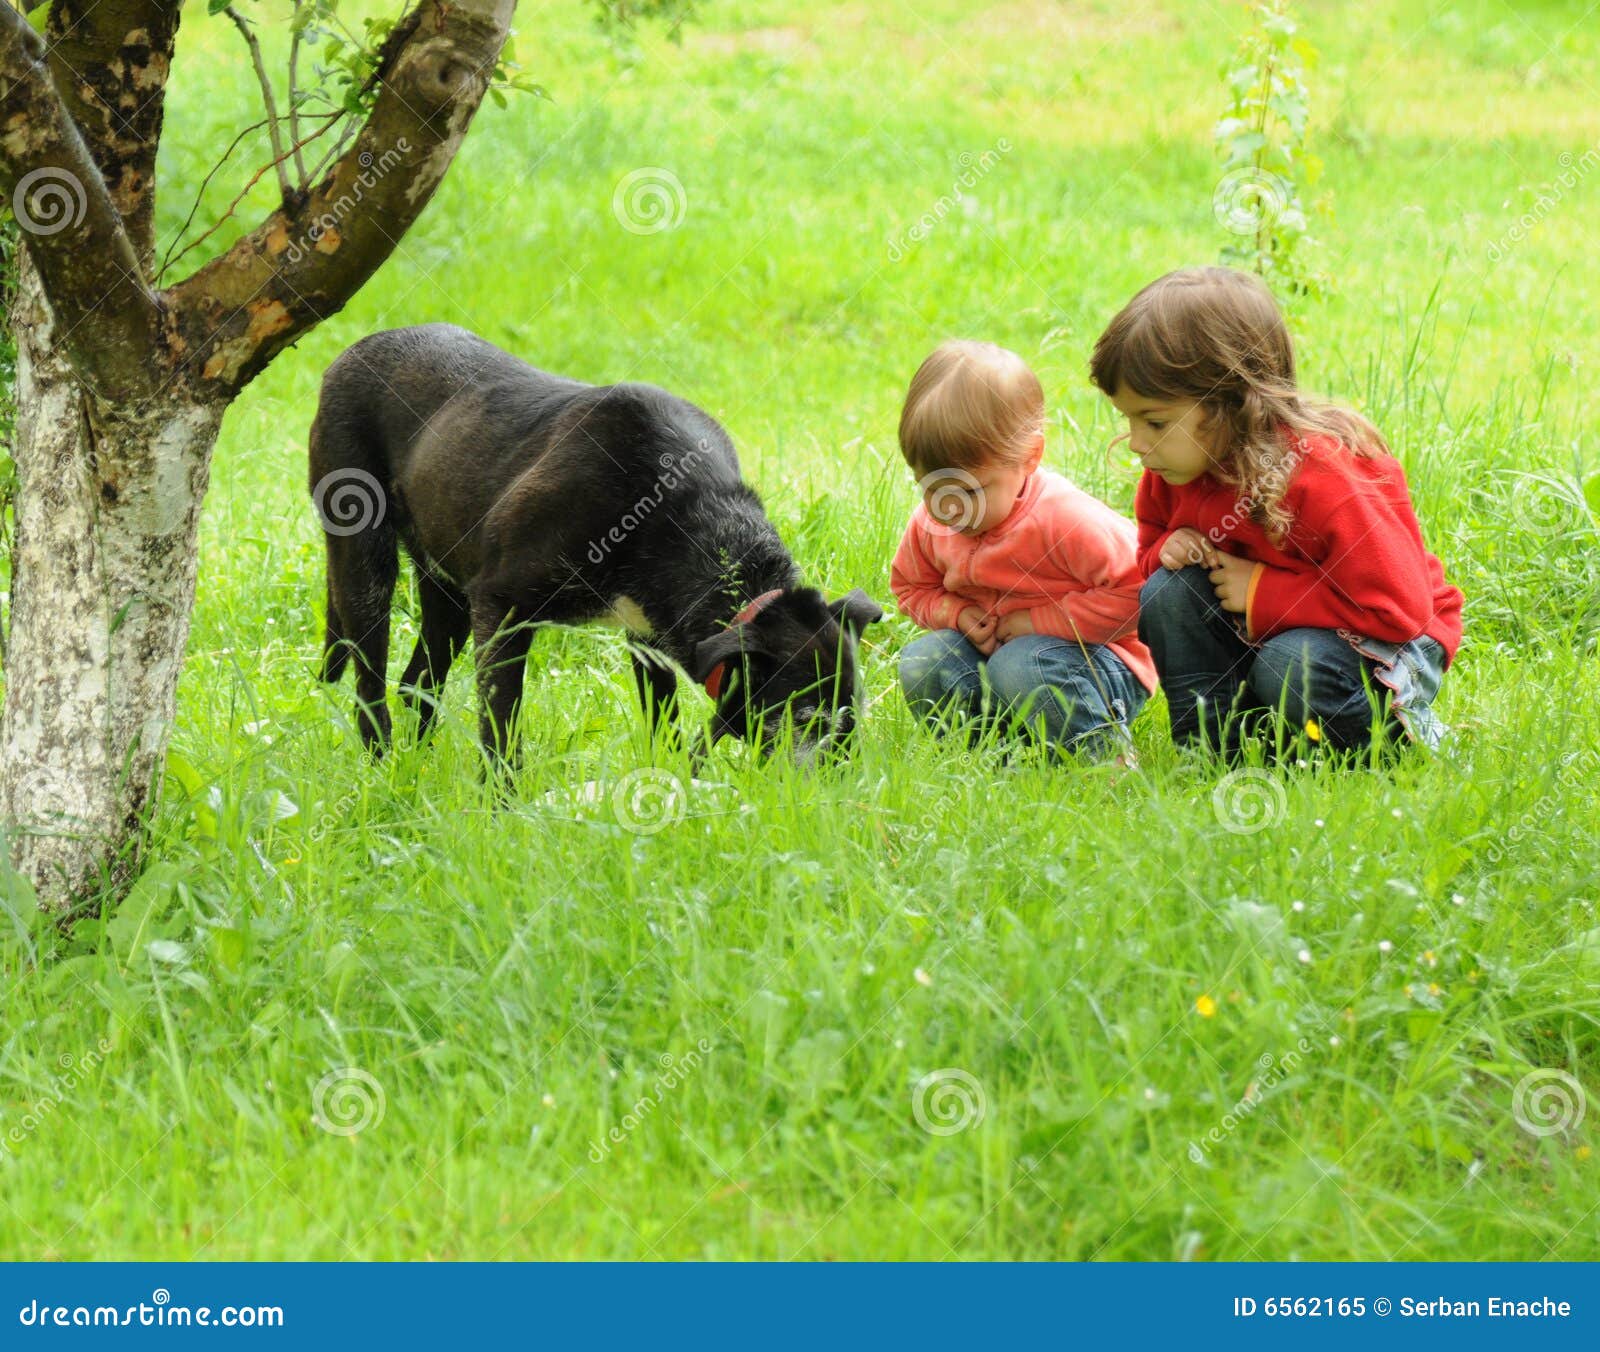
[209,925,247,974]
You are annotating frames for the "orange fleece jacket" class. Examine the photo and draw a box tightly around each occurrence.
[891,468,1157,692]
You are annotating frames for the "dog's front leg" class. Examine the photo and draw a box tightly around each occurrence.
[629,648,680,740]
[471,597,535,770]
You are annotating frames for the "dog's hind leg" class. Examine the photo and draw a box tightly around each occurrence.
[324,528,398,753]
[399,569,471,739]
[320,577,352,683]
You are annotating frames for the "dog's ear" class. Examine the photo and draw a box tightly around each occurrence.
[828,588,884,639]
[692,624,770,685]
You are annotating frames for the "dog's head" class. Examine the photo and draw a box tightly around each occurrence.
[692,587,883,761]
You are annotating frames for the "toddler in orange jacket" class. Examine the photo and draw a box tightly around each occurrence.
[891,340,1154,758]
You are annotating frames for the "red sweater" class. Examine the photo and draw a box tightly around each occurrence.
[892,468,1157,691]
[1134,435,1463,662]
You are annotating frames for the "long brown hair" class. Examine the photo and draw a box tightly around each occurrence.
[1090,267,1386,536]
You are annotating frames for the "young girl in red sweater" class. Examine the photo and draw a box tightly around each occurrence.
[1090,267,1462,755]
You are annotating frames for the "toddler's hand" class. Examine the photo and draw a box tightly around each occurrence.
[1160,527,1217,571]
[956,605,998,656]
[995,610,1034,644]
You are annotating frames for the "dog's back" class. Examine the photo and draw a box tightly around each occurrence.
[310,324,586,482]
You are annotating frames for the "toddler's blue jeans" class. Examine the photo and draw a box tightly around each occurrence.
[899,629,1148,758]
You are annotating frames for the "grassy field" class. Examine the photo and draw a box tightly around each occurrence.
[3,0,1599,1259]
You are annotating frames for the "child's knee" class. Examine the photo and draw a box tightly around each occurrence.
[1138,565,1211,630]
[1248,631,1375,726]
[899,629,975,700]
[980,646,1034,704]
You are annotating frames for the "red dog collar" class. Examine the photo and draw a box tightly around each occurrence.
[703,589,784,700]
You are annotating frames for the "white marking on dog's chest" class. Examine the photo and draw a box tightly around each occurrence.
[603,596,654,635]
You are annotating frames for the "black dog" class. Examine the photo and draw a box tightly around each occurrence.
[308,324,881,763]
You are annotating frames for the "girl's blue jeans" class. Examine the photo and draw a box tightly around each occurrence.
[1137,564,1447,755]
[899,629,1148,758]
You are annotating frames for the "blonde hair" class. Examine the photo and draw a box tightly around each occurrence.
[898,340,1044,476]
[1090,267,1387,537]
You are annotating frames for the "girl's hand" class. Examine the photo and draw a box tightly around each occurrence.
[995,610,1034,645]
[956,605,998,655]
[1207,550,1258,614]
[1160,527,1218,571]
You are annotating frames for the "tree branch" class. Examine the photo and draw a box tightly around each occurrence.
[0,6,164,401]
[224,5,292,204]
[41,0,183,270]
[164,0,515,399]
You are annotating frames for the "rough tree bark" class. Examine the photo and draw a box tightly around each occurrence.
[0,0,515,910]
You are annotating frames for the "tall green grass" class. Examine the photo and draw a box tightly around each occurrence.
[1,0,1596,1258]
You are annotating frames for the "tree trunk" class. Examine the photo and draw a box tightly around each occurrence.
[0,0,514,912]
[0,256,221,905]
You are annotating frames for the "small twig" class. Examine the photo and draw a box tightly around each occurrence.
[159,114,345,284]
[156,113,274,282]
[306,118,361,185]
[224,5,292,204]
[288,0,307,184]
